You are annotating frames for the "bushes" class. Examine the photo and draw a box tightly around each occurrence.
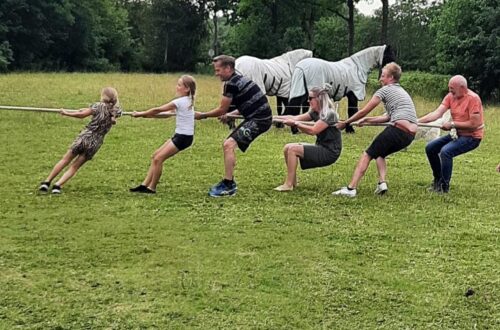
[367,71,450,100]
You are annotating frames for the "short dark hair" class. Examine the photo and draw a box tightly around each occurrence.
[213,55,235,69]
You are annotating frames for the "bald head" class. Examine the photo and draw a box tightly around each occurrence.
[449,75,468,88]
[448,75,468,99]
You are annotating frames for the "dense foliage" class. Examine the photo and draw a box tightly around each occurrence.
[0,0,498,99]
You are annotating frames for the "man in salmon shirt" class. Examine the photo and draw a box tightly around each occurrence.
[418,75,484,193]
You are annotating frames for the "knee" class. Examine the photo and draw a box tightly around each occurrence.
[223,139,236,153]
[439,148,453,160]
[289,145,302,155]
[152,154,163,165]
[425,143,437,156]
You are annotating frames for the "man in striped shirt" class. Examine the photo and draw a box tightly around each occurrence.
[333,62,417,197]
[196,55,272,197]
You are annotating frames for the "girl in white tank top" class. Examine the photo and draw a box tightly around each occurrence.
[130,75,196,194]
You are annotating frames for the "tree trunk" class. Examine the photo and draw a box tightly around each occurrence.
[163,32,168,66]
[380,0,388,44]
[347,0,354,55]
[271,1,278,33]
[213,13,219,55]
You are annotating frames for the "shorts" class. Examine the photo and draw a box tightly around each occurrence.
[300,144,341,170]
[171,133,193,151]
[228,118,272,152]
[70,133,104,160]
[366,126,415,159]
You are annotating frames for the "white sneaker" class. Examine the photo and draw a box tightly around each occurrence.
[332,186,357,197]
[374,182,388,195]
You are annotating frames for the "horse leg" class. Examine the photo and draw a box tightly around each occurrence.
[346,91,358,134]
[286,95,307,134]
[301,97,309,114]
[275,96,287,128]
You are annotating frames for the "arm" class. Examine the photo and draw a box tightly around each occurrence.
[441,112,482,131]
[61,108,93,119]
[336,95,381,130]
[133,102,176,118]
[418,104,448,123]
[195,96,232,120]
[360,113,390,124]
[276,112,312,122]
[289,118,328,136]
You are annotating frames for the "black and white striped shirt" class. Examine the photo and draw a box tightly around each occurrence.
[224,73,272,120]
[374,83,417,123]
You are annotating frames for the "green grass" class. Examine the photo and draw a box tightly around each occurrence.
[1,73,499,329]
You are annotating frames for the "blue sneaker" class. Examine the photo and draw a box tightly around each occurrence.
[208,180,237,197]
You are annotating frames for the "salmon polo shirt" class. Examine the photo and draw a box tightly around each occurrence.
[442,89,484,139]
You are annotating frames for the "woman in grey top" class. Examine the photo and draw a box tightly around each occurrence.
[333,62,417,197]
[274,85,342,191]
[38,87,122,194]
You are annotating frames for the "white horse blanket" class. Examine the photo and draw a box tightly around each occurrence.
[235,49,313,98]
[289,45,387,101]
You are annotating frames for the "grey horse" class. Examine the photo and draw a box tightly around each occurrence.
[286,45,396,133]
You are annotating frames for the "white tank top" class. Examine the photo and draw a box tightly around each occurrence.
[172,96,195,135]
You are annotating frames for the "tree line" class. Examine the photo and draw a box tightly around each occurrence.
[0,0,498,100]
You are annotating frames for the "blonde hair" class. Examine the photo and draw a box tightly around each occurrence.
[180,75,197,107]
[309,84,338,121]
[383,62,402,82]
[100,87,119,109]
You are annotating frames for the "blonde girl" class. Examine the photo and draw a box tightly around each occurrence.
[130,75,196,194]
[39,87,122,194]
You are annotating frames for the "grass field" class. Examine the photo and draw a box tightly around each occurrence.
[1,73,499,329]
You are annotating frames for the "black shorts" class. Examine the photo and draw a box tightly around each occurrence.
[366,126,414,159]
[228,118,272,152]
[171,133,193,151]
[300,144,340,170]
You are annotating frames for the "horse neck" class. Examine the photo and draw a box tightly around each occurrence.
[284,50,312,68]
[350,46,384,74]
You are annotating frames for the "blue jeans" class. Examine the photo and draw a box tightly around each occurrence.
[425,134,481,191]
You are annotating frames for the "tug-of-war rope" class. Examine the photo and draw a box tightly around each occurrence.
[0,105,443,129]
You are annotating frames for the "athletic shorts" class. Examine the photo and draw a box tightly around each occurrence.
[300,144,341,170]
[171,133,193,151]
[228,118,272,152]
[366,126,415,159]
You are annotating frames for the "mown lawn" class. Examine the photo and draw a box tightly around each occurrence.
[0,73,499,329]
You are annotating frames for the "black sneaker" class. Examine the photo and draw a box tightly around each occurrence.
[130,184,147,192]
[137,187,156,194]
[39,181,50,192]
[427,179,440,192]
[51,185,62,194]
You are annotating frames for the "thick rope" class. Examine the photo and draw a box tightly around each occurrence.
[0,105,444,129]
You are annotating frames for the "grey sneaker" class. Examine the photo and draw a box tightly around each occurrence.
[374,182,388,195]
[332,186,357,197]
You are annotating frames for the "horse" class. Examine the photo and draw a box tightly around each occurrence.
[285,45,396,133]
[235,49,313,116]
